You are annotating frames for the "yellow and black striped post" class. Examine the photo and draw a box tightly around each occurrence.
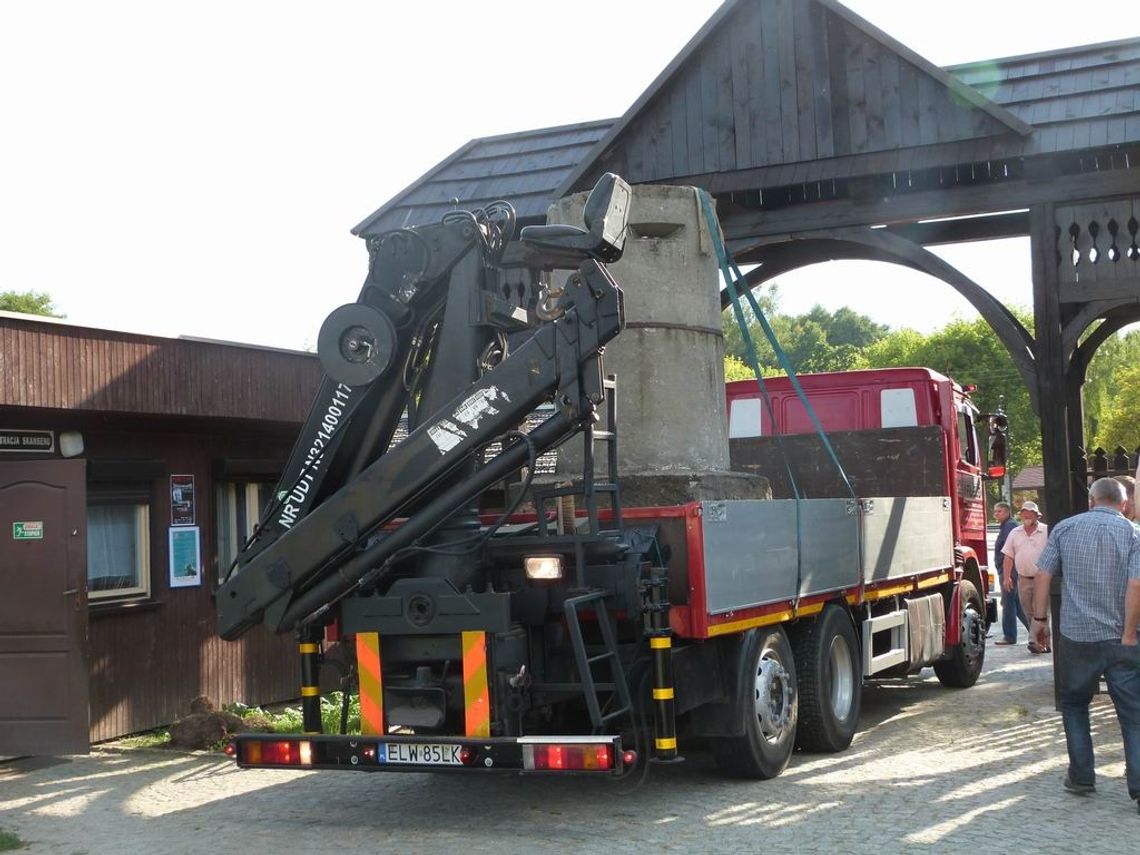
[298,627,323,734]
[644,576,681,763]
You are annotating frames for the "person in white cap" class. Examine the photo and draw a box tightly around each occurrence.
[1002,500,1050,653]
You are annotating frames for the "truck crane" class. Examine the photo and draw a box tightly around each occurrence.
[218,173,1001,778]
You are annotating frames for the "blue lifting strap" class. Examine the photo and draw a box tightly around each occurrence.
[697,189,856,502]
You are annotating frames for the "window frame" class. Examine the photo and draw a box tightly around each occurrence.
[86,499,152,602]
[216,478,274,586]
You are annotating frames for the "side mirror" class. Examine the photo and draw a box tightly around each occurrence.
[984,412,1008,479]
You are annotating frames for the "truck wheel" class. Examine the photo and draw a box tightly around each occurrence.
[791,605,861,752]
[711,627,798,778]
[934,579,986,688]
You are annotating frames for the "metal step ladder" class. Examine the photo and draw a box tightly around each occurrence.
[564,590,633,730]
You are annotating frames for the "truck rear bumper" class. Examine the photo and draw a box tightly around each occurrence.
[229,732,630,776]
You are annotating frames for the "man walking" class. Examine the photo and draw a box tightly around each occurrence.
[993,501,1026,645]
[1003,500,1050,653]
[1032,477,1140,812]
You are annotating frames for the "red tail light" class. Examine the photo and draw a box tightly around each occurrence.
[224,741,236,757]
[523,743,613,771]
[240,740,313,767]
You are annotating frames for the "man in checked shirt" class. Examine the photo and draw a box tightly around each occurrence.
[1032,477,1140,812]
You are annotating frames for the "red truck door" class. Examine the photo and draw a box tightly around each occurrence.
[952,403,988,569]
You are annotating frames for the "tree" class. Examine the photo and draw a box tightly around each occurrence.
[1083,328,1140,451]
[722,285,887,376]
[0,290,62,317]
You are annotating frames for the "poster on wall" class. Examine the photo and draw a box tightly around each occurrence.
[169,526,202,588]
[170,474,196,526]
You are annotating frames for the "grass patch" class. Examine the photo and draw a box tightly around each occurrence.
[113,729,171,750]
[0,829,27,851]
[226,692,361,736]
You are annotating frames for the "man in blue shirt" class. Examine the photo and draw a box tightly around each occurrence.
[993,501,1025,645]
[1032,477,1140,812]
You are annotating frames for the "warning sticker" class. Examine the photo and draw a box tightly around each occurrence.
[428,419,468,454]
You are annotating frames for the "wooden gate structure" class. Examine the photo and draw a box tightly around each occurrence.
[357,0,1140,528]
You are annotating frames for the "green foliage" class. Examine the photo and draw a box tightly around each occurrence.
[113,729,171,749]
[0,829,26,852]
[1084,330,1140,451]
[723,354,755,381]
[225,692,361,736]
[1090,362,1140,453]
[0,290,62,317]
[722,286,888,376]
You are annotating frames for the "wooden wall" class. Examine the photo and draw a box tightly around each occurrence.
[587,0,1012,188]
[80,419,304,742]
[0,316,320,422]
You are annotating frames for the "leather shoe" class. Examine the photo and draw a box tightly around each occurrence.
[1063,775,1095,795]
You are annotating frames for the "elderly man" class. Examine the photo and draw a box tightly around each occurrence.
[993,501,1026,645]
[1003,500,1050,653]
[1031,477,1140,811]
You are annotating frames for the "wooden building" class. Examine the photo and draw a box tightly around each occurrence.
[0,312,322,750]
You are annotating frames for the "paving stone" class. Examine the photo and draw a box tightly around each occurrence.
[1,634,1135,853]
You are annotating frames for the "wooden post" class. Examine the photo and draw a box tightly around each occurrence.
[1030,204,1071,709]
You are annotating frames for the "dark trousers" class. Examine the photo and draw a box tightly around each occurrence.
[1058,635,1140,799]
[1000,568,1028,640]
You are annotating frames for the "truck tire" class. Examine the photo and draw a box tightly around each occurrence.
[710,627,798,779]
[934,579,986,688]
[791,605,861,752]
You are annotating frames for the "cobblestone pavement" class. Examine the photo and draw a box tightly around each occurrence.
[2,636,1136,855]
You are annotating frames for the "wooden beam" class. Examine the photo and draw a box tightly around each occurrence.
[882,211,1030,246]
[723,166,1140,249]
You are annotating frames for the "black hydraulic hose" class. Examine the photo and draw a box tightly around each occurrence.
[277,410,578,632]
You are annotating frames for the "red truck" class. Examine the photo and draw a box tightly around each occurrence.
[219,176,1005,780]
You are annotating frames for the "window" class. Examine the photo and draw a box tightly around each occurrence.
[217,480,274,579]
[87,502,151,600]
[957,411,978,466]
[880,388,918,428]
[729,398,763,438]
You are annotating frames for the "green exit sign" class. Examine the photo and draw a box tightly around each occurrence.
[13,521,44,540]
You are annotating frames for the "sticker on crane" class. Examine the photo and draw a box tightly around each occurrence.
[356,632,384,736]
[426,386,511,455]
[462,631,491,738]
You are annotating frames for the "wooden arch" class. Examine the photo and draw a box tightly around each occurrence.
[724,229,1038,398]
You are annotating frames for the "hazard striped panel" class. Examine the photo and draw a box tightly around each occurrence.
[462,631,491,738]
[356,632,384,736]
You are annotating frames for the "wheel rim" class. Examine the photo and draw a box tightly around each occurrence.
[827,634,855,721]
[961,603,984,663]
[754,647,793,742]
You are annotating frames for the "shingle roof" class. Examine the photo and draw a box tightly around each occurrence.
[352,120,615,237]
[946,36,1140,155]
[352,25,1140,238]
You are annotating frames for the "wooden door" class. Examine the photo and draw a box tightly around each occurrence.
[0,459,89,755]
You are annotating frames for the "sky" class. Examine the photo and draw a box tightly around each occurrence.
[0,1,1129,350]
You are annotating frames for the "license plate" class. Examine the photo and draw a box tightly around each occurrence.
[379,742,462,766]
